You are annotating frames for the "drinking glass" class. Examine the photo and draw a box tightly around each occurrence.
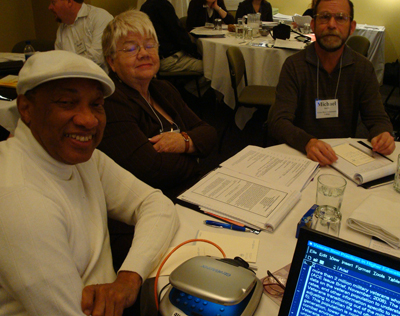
[313,174,347,237]
[235,23,244,39]
[244,26,253,40]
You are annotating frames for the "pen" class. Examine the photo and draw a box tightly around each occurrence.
[204,220,256,233]
[357,141,394,162]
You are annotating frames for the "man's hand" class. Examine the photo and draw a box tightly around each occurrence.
[149,132,195,154]
[305,138,338,166]
[371,132,395,155]
[81,271,142,316]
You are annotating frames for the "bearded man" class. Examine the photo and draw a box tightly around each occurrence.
[267,0,394,166]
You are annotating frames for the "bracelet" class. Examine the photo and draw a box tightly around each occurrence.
[217,6,222,12]
[181,132,190,153]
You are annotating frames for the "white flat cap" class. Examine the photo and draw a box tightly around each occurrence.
[17,50,115,97]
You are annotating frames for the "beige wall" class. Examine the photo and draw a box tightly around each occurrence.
[0,0,36,52]
[1,0,399,61]
[271,0,400,62]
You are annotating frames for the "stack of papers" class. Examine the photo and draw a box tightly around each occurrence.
[274,39,306,50]
[331,140,396,187]
[0,75,18,88]
[347,195,400,249]
[190,27,225,37]
[178,146,319,232]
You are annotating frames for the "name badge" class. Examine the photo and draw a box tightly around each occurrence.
[315,99,339,119]
[75,40,86,55]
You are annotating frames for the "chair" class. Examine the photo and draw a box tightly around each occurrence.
[219,46,276,151]
[346,35,370,57]
[12,39,54,53]
[179,16,187,30]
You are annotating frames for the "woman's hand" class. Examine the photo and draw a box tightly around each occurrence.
[149,132,195,154]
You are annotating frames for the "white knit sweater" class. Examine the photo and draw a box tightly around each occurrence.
[0,120,179,315]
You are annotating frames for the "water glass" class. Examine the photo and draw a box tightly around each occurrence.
[313,174,347,237]
[394,154,400,193]
[214,18,222,30]
[244,26,253,40]
[303,23,311,34]
[235,24,244,39]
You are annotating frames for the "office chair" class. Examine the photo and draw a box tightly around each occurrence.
[12,39,54,53]
[346,35,370,57]
[219,46,275,151]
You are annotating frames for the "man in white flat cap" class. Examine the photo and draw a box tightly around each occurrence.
[0,50,179,316]
[49,0,113,72]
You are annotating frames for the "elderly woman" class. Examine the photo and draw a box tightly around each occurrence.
[99,10,217,199]
[235,0,273,23]
[186,0,235,31]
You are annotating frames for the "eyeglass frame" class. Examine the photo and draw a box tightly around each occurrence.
[116,39,159,57]
[314,11,353,25]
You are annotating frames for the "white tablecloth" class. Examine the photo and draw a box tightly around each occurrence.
[168,139,400,315]
[199,32,298,128]
[352,24,385,85]
[0,100,18,134]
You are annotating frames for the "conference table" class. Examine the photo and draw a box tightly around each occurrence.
[164,139,400,316]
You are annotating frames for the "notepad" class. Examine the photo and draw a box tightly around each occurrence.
[148,230,259,277]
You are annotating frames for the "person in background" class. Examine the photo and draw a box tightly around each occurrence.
[99,10,217,199]
[0,50,179,316]
[49,0,113,72]
[186,0,235,31]
[303,0,318,16]
[140,0,203,74]
[267,0,395,166]
[235,0,273,23]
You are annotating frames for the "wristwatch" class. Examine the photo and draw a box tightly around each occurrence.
[181,132,190,153]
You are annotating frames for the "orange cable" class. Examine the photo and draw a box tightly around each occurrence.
[154,238,226,311]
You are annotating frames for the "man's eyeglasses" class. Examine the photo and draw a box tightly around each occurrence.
[263,270,286,296]
[314,12,352,25]
[117,40,159,56]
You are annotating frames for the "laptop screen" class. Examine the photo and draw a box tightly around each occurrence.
[278,227,400,316]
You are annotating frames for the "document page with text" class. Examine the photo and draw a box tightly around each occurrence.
[178,168,301,231]
[220,145,319,192]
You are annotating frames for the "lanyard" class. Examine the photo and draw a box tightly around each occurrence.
[316,54,343,101]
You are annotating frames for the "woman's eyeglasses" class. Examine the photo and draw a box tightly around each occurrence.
[118,40,159,56]
[314,12,352,25]
[263,270,287,296]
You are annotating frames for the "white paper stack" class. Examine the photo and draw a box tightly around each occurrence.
[347,195,400,249]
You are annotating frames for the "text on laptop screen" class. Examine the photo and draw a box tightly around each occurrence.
[287,240,400,316]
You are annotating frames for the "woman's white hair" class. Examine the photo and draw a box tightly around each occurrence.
[102,10,158,63]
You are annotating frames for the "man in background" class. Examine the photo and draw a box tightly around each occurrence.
[140,0,203,74]
[267,0,394,166]
[0,50,179,316]
[49,0,113,72]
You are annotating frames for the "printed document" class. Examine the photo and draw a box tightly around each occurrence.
[331,140,395,185]
[220,145,319,192]
[178,168,301,232]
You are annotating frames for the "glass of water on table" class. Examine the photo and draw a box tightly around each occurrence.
[313,174,347,237]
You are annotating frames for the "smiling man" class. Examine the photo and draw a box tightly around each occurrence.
[267,0,395,166]
[0,50,179,316]
[49,0,113,72]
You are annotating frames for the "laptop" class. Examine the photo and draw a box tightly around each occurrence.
[278,227,400,316]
